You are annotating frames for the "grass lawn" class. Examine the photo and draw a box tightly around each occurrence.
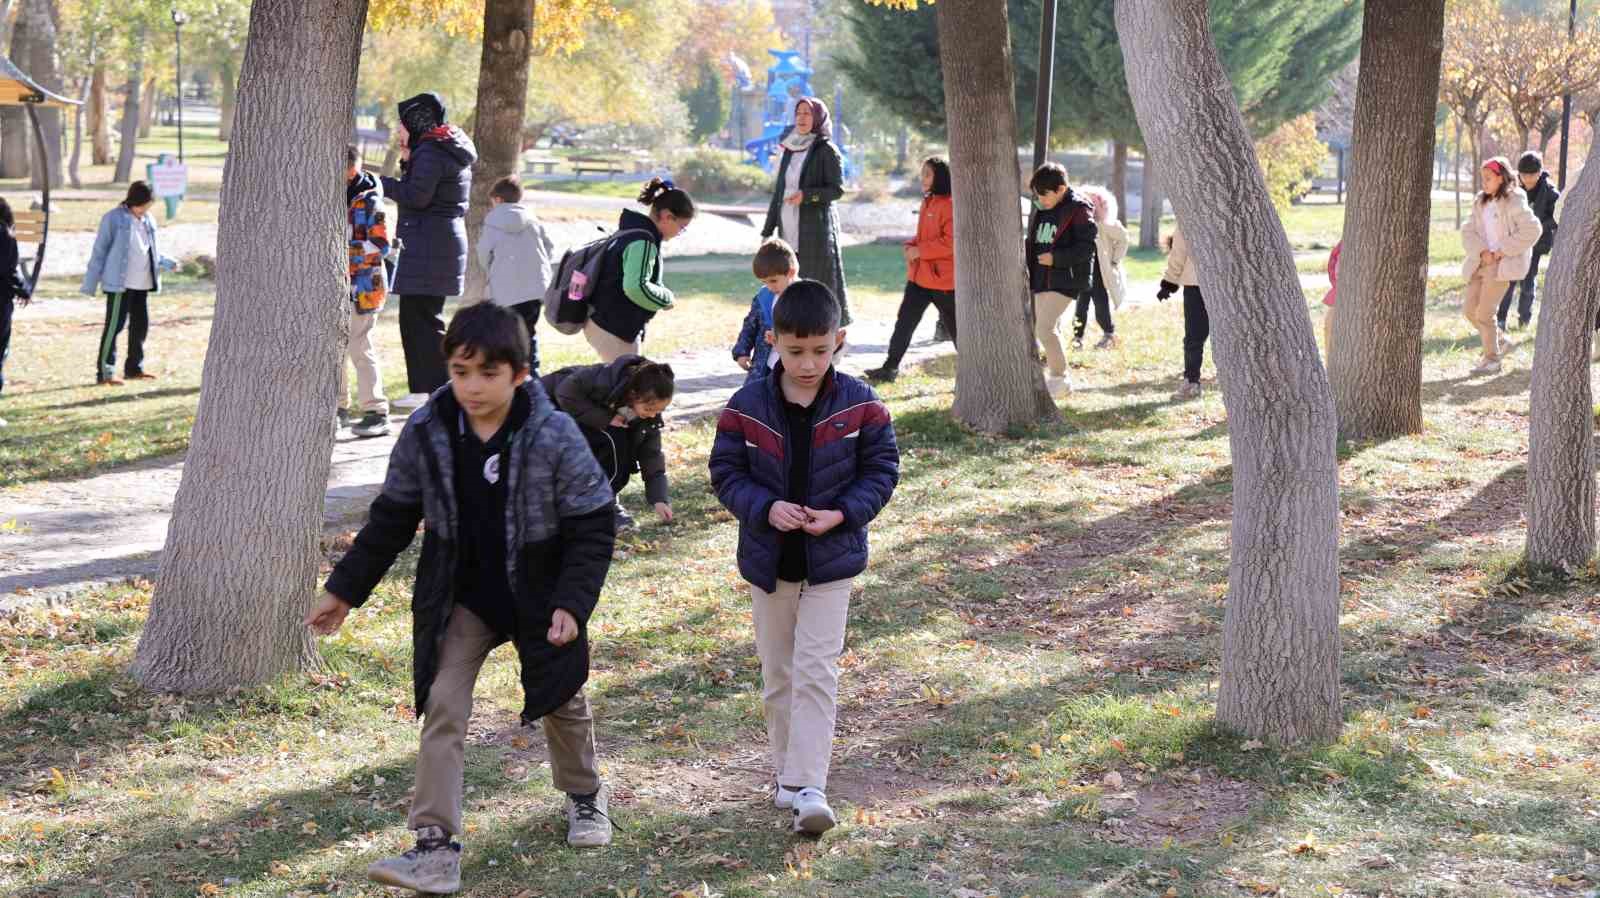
[3,272,1598,896]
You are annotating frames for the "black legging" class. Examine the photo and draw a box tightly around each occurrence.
[96,289,149,382]
[398,294,448,394]
[1073,284,1115,339]
[882,282,957,370]
[1182,285,1210,384]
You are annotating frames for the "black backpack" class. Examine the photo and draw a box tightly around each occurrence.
[543,228,651,335]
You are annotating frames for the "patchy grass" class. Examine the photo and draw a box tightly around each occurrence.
[3,277,1597,897]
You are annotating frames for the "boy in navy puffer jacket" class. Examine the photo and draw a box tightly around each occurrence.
[708,279,899,836]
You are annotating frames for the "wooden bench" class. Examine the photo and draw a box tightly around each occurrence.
[13,209,44,244]
[523,157,561,175]
[570,156,626,178]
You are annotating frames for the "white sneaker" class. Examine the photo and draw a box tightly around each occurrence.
[1470,358,1502,376]
[1046,376,1072,399]
[0,417,8,428]
[774,783,799,810]
[791,787,836,835]
[392,392,429,411]
[1496,332,1516,357]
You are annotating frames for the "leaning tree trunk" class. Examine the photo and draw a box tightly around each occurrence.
[139,78,159,138]
[89,61,112,164]
[218,59,237,142]
[462,0,534,304]
[68,73,86,187]
[24,0,63,191]
[1116,0,1341,745]
[131,0,370,693]
[1138,152,1162,249]
[0,1,33,180]
[935,0,1058,433]
[1526,135,1600,568]
[1110,139,1128,224]
[1328,0,1445,439]
[113,58,143,183]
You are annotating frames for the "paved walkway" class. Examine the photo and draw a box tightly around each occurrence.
[0,316,954,610]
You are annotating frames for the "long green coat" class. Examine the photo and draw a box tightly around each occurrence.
[761,139,850,325]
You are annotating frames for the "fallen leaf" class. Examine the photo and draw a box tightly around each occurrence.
[300,820,319,835]
[1102,770,1124,789]
[1240,739,1264,751]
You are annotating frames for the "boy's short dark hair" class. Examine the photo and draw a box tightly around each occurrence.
[1517,151,1544,175]
[442,302,530,372]
[771,279,841,339]
[490,176,524,203]
[123,181,155,208]
[753,237,798,279]
[1029,162,1068,194]
[345,144,360,169]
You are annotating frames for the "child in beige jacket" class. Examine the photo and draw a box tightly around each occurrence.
[1460,157,1541,376]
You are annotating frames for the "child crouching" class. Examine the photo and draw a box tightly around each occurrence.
[543,356,675,532]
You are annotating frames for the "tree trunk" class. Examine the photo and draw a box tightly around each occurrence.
[131,0,370,693]
[1525,133,1600,569]
[68,73,86,187]
[0,0,33,181]
[894,124,909,175]
[24,0,62,190]
[139,78,159,138]
[1454,116,1463,229]
[1110,139,1128,224]
[1328,0,1445,440]
[462,0,534,304]
[935,0,1058,433]
[1138,153,1162,249]
[89,61,112,164]
[113,59,143,183]
[1115,0,1341,745]
[218,59,237,142]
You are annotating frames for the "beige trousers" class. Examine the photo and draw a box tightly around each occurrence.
[1033,291,1074,377]
[584,319,640,364]
[750,577,853,790]
[338,308,389,414]
[409,605,600,836]
[1462,269,1511,360]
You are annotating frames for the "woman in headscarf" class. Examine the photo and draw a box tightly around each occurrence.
[760,97,849,325]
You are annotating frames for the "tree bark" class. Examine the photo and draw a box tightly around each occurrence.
[1138,152,1162,249]
[1454,116,1463,229]
[23,0,62,190]
[0,0,33,181]
[1525,133,1600,569]
[68,72,85,187]
[894,124,909,175]
[462,0,534,304]
[935,0,1058,433]
[89,61,112,164]
[1110,139,1128,224]
[130,0,369,693]
[1115,0,1341,745]
[139,77,159,139]
[1328,0,1445,440]
[218,58,237,142]
[113,58,143,183]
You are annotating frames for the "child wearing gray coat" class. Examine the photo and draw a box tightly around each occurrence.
[477,176,557,375]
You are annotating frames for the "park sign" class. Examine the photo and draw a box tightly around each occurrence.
[150,157,188,198]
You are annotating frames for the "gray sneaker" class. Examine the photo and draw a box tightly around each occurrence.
[566,786,613,848]
[367,825,461,893]
[352,411,392,439]
[1171,380,1203,401]
[791,787,836,835]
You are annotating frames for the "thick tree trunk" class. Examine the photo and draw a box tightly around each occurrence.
[1138,153,1162,248]
[139,78,159,139]
[1525,134,1600,569]
[68,73,85,187]
[218,59,237,142]
[463,0,533,304]
[935,0,1058,432]
[1328,0,1445,439]
[130,0,370,693]
[24,0,62,190]
[89,62,112,165]
[0,0,33,181]
[1116,0,1341,745]
[113,59,142,183]
[1110,140,1128,224]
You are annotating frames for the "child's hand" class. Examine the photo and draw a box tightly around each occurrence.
[769,501,809,532]
[610,414,625,428]
[548,608,579,646]
[654,502,673,522]
[1037,252,1054,267]
[801,507,845,536]
[736,355,752,371]
[305,591,353,635]
[904,245,920,262]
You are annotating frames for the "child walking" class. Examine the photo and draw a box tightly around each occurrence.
[1157,225,1208,400]
[341,144,394,439]
[1496,151,1560,331]
[1461,156,1540,376]
[733,238,799,385]
[584,178,696,362]
[709,280,900,835]
[477,175,556,375]
[1072,186,1126,350]
[543,356,675,532]
[81,181,178,386]
[306,303,620,895]
[864,155,956,384]
[1026,162,1098,398]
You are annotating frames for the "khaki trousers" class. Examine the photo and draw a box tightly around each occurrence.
[1033,291,1074,377]
[750,578,853,790]
[338,308,389,415]
[1462,269,1511,361]
[409,605,601,836]
[584,319,640,364]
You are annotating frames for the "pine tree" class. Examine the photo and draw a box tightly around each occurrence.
[683,55,729,143]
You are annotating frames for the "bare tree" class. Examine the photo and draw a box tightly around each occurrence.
[112,56,142,183]
[1115,0,1341,744]
[1525,134,1600,569]
[935,0,1058,433]
[462,0,534,303]
[1328,0,1446,439]
[88,61,111,164]
[131,0,370,692]
[22,0,62,190]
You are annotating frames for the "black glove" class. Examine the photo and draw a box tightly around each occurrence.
[1156,279,1178,301]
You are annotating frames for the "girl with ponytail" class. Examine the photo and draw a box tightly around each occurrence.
[584,177,697,362]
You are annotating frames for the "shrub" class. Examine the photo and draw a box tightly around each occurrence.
[671,147,772,197]
[1256,113,1328,211]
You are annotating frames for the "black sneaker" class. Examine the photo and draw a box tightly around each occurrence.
[614,503,636,533]
[352,411,391,439]
[336,408,351,430]
[862,366,898,384]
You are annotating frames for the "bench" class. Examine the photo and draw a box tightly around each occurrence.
[14,209,42,281]
[570,156,626,178]
[523,157,561,176]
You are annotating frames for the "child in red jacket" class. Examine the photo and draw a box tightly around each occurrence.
[864,157,956,383]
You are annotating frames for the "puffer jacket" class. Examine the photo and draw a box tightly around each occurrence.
[588,209,672,344]
[1026,189,1098,295]
[1461,189,1542,282]
[709,365,900,594]
[1162,227,1199,287]
[542,355,670,506]
[477,201,556,307]
[324,378,616,724]
[347,171,391,312]
[731,286,777,384]
[383,120,478,296]
[907,193,954,292]
[1094,218,1129,308]
[1526,173,1560,254]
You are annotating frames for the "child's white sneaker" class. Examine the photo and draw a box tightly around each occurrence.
[392,392,429,411]
[791,787,836,835]
[774,783,799,810]
[367,825,461,893]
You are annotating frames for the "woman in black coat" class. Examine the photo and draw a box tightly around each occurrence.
[760,97,849,325]
[382,92,479,408]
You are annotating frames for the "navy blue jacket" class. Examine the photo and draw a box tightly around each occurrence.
[709,365,899,593]
[383,125,478,296]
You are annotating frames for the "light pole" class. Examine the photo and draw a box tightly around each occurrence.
[1031,0,1058,171]
[1558,0,1576,189]
[171,8,188,163]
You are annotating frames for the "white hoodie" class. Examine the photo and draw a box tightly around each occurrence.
[477,202,557,306]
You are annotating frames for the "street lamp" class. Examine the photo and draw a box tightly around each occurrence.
[171,8,189,163]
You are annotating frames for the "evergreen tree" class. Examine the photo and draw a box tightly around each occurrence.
[682,55,729,143]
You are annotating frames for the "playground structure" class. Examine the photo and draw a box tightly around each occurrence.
[0,54,79,288]
[738,50,857,183]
